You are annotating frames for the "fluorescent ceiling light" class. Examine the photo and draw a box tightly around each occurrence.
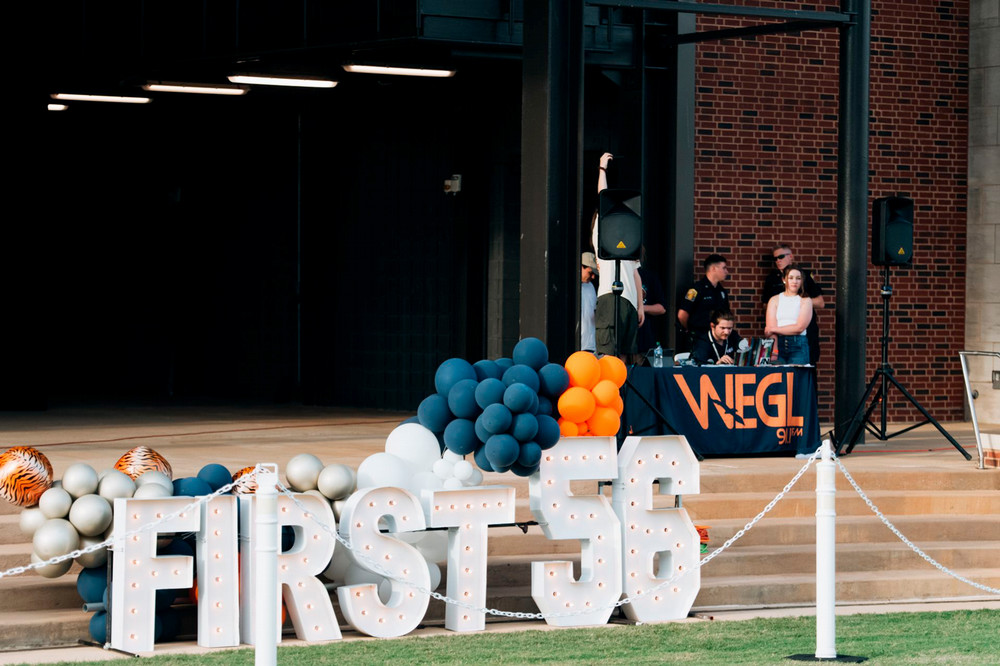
[142,82,247,95]
[48,103,68,111]
[50,93,151,104]
[227,75,337,88]
[342,64,456,78]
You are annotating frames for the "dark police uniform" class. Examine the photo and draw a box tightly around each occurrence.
[690,329,745,366]
[762,268,824,365]
[677,278,729,351]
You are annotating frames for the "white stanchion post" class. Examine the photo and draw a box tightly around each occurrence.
[815,439,837,659]
[255,464,279,666]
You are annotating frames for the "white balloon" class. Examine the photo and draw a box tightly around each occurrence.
[452,460,475,481]
[432,458,455,480]
[135,470,173,491]
[285,453,324,492]
[98,471,136,501]
[384,423,442,473]
[31,551,72,579]
[465,469,484,486]
[442,450,465,463]
[332,499,347,522]
[133,483,172,499]
[68,494,113,537]
[317,464,356,500]
[414,530,448,564]
[39,487,73,519]
[426,561,442,591]
[356,452,410,490]
[442,477,464,490]
[406,471,444,497]
[76,535,109,568]
[61,463,99,499]
[33,518,80,560]
[19,507,47,537]
[323,545,355,583]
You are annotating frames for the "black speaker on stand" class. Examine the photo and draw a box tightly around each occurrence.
[837,196,970,460]
[597,189,698,457]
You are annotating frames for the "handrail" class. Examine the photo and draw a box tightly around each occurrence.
[958,350,1000,470]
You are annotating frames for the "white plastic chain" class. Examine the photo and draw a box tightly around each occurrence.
[834,455,1000,596]
[279,452,819,620]
[0,478,240,579]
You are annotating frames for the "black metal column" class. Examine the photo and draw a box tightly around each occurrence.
[835,0,871,442]
[520,0,584,361]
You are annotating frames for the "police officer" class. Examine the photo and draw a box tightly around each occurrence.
[761,244,825,365]
[677,254,730,352]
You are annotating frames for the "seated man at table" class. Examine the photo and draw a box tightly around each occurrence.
[690,309,744,365]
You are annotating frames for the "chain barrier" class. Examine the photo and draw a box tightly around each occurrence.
[834,455,1000,596]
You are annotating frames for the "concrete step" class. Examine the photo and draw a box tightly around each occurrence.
[699,467,1000,493]
[0,571,84,613]
[695,514,1000,548]
[692,568,1000,609]
[0,609,92,651]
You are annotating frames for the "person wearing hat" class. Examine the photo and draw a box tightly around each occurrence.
[581,251,599,353]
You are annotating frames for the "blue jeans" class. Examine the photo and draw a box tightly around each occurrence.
[777,335,810,365]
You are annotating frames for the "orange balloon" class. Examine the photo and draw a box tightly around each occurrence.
[557,386,596,422]
[598,355,628,388]
[576,420,590,436]
[612,395,625,416]
[564,351,601,389]
[559,418,579,437]
[588,407,620,437]
[591,379,620,408]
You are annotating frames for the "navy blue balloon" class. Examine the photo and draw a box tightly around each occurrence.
[518,441,543,467]
[535,414,561,450]
[474,378,506,410]
[480,403,513,434]
[474,414,492,446]
[510,461,539,477]
[527,390,540,415]
[418,393,453,433]
[444,419,479,455]
[513,337,549,370]
[159,537,194,558]
[536,395,554,416]
[491,462,513,474]
[197,463,232,492]
[502,364,540,393]
[485,434,520,468]
[511,412,539,443]
[473,359,503,381]
[473,444,494,472]
[495,357,514,373]
[400,415,420,426]
[77,565,107,603]
[447,379,481,419]
[89,611,108,643]
[503,383,536,414]
[173,476,212,497]
[435,358,478,395]
[538,363,571,398]
[282,525,296,552]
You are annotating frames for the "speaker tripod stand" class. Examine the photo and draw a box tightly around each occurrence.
[838,263,971,460]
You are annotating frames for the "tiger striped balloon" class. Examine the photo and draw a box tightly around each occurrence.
[0,446,54,507]
[114,445,172,481]
[231,466,258,494]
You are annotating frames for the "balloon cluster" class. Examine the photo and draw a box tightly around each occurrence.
[556,352,627,437]
[416,338,566,477]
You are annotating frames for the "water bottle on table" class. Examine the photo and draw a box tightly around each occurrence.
[653,342,664,368]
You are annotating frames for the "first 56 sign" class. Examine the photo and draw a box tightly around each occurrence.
[110,436,701,652]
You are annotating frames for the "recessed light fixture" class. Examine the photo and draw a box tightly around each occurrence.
[227,75,337,88]
[342,64,456,78]
[50,93,152,104]
[48,103,68,111]
[142,82,247,95]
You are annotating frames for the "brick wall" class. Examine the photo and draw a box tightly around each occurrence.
[692,0,969,425]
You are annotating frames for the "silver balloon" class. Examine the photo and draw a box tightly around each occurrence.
[38,487,73,519]
[285,453,324,492]
[61,463,99,499]
[19,507,48,537]
[32,518,81,560]
[32,551,73,579]
[68,494,113,537]
[98,470,136,501]
[76,535,109,568]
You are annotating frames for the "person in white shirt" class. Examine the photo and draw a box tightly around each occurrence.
[765,264,813,365]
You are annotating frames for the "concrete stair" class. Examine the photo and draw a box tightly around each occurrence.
[1,456,998,650]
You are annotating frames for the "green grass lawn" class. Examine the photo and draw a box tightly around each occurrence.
[27,609,1000,666]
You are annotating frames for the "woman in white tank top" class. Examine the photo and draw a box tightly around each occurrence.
[765,265,813,365]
